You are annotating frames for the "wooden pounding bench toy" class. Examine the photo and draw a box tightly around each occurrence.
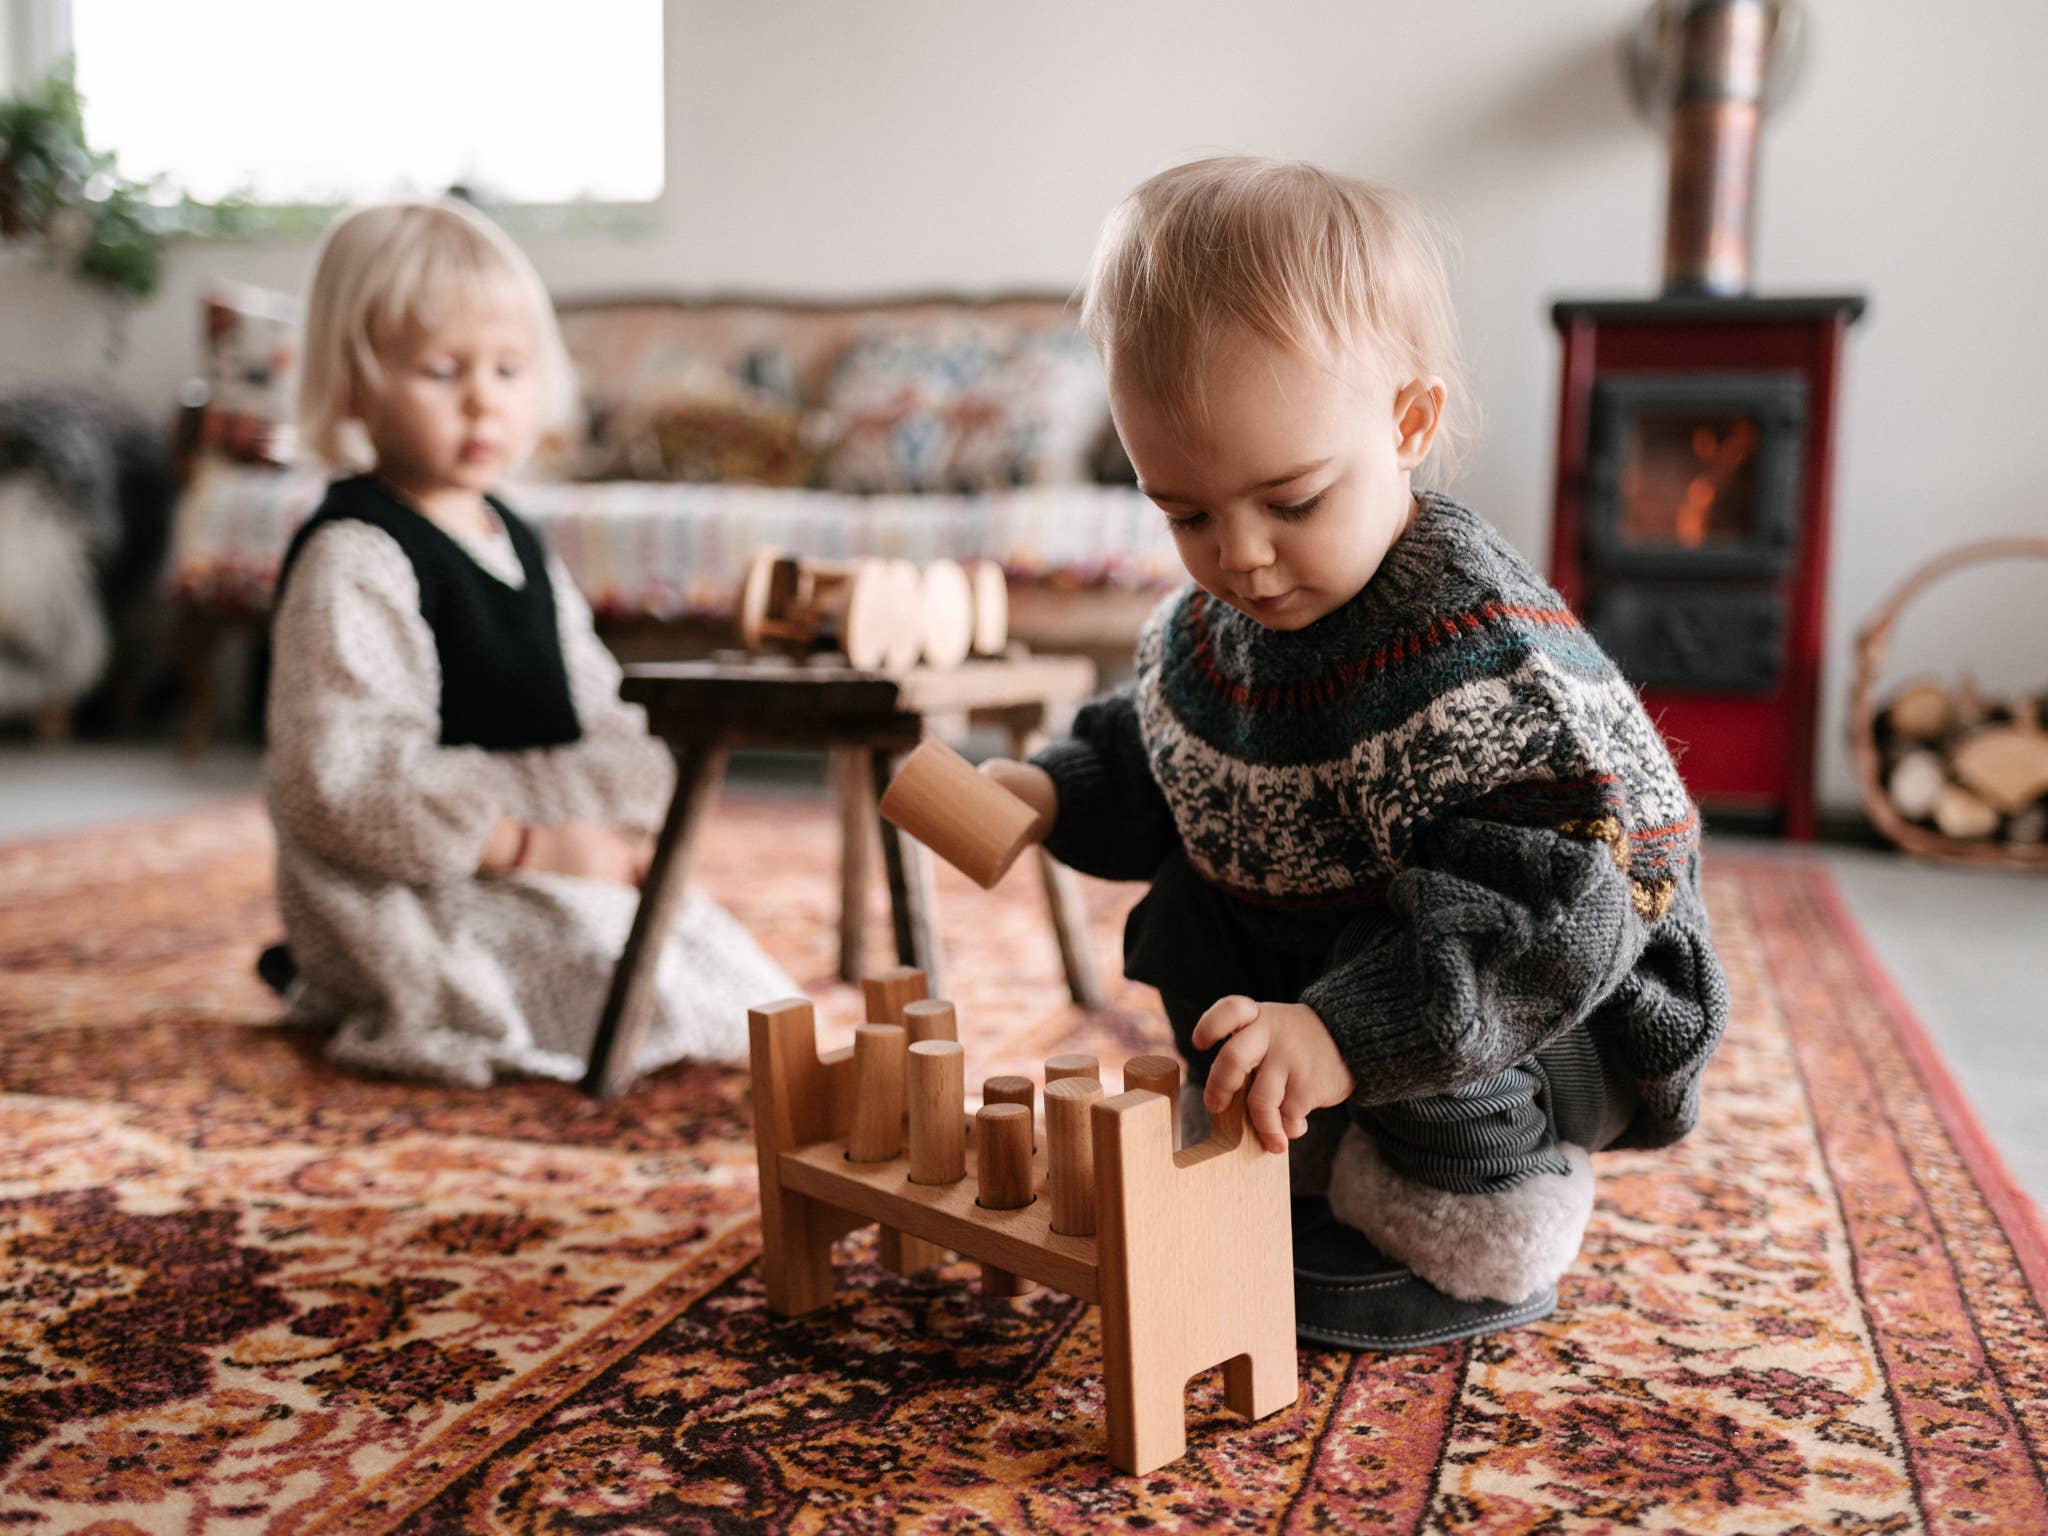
[748,967,1299,1475]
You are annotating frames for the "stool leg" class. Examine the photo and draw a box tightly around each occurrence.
[31,701,71,743]
[172,604,222,758]
[873,744,944,999]
[582,739,730,1097]
[1009,723,1105,1010]
[834,748,874,984]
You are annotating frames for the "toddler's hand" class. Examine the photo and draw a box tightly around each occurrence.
[1192,996,1357,1156]
[976,758,1057,843]
[526,821,650,886]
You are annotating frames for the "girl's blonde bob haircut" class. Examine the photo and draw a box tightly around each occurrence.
[1081,156,1474,487]
[296,199,577,467]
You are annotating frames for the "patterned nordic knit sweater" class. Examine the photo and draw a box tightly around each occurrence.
[1032,491,1729,1150]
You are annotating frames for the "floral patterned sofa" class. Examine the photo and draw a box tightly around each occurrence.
[167,288,1177,746]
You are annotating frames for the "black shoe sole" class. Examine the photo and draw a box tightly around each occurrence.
[1294,1274,1558,1352]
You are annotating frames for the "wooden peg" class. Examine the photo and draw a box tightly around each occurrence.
[862,966,928,1025]
[850,1023,940,1272]
[975,1102,1037,1296]
[877,1227,947,1276]
[878,737,1047,889]
[983,1075,1035,1148]
[1122,1053,1183,1149]
[983,1074,1035,1111]
[902,998,958,1045]
[907,1040,966,1185]
[846,1025,907,1163]
[1045,1053,1100,1085]
[1045,1076,1104,1237]
[974,1103,1035,1210]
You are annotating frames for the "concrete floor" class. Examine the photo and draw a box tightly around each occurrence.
[2,741,2042,1217]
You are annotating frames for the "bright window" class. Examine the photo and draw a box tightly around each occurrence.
[67,0,664,205]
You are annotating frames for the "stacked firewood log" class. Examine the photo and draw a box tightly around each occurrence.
[1874,678,2048,845]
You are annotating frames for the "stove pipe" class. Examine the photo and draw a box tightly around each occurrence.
[1630,0,1803,298]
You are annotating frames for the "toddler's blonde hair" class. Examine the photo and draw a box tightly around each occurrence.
[297,199,577,467]
[1081,155,1474,487]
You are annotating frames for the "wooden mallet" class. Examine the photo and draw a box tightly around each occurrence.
[878,737,1051,888]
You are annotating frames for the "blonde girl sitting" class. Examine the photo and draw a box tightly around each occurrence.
[264,199,793,1087]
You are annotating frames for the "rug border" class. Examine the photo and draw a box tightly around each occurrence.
[1805,861,2048,1307]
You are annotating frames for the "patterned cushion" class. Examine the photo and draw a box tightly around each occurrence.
[817,325,1110,494]
[574,341,815,484]
[199,282,300,466]
[951,329,1113,490]
[587,382,821,486]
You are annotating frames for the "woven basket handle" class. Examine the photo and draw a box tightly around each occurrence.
[1851,536,2048,729]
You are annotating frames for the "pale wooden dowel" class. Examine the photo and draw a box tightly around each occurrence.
[1121,1053,1184,1151]
[878,737,1047,888]
[876,1227,948,1276]
[902,998,958,1045]
[880,559,924,671]
[1045,1076,1104,1237]
[967,557,1009,656]
[846,1024,907,1163]
[983,1074,1036,1148]
[907,1040,966,1185]
[919,557,975,669]
[975,1101,1037,1296]
[862,966,927,1025]
[1045,1053,1100,1085]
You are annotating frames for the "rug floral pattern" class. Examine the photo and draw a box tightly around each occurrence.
[0,797,2043,1533]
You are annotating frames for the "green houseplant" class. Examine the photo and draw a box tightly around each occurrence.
[0,60,257,301]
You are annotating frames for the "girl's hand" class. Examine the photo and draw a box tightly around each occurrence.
[626,830,656,885]
[977,758,1058,843]
[1191,996,1357,1156]
[524,821,651,886]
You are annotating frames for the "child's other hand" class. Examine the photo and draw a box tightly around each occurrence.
[626,830,655,885]
[526,821,650,886]
[1192,996,1357,1156]
[976,758,1057,842]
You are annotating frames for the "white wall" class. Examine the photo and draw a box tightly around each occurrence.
[5,0,2044,815]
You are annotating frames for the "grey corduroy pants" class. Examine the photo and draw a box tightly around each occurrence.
[1126,850,1635,1196]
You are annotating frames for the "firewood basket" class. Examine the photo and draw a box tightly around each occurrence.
[1849,536,2048,870]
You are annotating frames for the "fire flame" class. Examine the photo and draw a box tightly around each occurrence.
[1624,415,1758,548]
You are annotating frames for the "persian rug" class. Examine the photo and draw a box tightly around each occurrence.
[0,794,2043,1534]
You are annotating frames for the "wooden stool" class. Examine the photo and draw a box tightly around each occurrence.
[581,653,1105,1097]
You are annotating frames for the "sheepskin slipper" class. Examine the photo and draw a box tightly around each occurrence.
[1326,1125,1594,1304]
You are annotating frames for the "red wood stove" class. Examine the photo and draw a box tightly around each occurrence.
[1548,295,1865,839]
